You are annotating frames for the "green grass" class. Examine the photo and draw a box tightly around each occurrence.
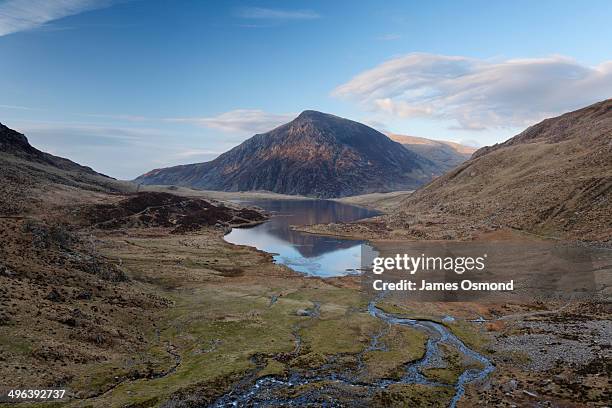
[362,325,427,381]
[373,383,455,407]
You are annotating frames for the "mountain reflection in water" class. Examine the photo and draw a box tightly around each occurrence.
[224,199,379,277]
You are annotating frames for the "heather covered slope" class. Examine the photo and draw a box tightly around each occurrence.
[135,111,439,198]
[392,99,612,242]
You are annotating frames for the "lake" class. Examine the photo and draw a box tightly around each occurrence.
[223,199,379,277]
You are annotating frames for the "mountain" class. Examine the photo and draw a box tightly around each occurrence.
[388,133,476,171]
[0,122,103,174]
[135,110,440,198]
[387,99,612,243]
[0,122,130,215]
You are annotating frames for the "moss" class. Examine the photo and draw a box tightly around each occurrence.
[377,302,410,316]
[443,320,489,352]
[422,343,484,385]
[42,229,487,408]
[362,325,428,381]
[423,343,463,384]
[373,383,454,407]
[300,313,382,355]
[257,358,286,378]
[290,352,327,369]
[0,333,32,354]
[376,302,443,323]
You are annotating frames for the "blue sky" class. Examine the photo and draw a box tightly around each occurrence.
[1,0,611,179]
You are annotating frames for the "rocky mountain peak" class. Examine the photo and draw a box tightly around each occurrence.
[0,122,34,153]
[135,111,440,198]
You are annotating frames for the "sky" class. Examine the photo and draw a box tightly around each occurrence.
[1,0,611,179]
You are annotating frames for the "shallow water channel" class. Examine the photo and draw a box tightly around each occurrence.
[220,199,494,407]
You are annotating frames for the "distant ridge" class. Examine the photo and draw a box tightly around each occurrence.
[388,133,475,172]
[135,111,442,198]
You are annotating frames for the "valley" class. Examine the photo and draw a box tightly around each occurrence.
[1,99,610,408]
[2,187,608,407]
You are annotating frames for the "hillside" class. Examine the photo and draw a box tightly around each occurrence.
[135,111,440,198]
[391,99,612,243]
[388,133,476,171]
[0,122,270,400]
[0,122,132,215]
[299,99,611,244]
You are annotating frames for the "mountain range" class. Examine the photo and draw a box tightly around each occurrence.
[3,99,609,242]
[134,111,463,198]
[387,133,476,172]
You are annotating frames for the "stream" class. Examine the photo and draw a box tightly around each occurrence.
[212,296,494,408]
[217,200,494,407]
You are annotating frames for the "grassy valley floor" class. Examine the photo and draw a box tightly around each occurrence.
[1,189,609,407]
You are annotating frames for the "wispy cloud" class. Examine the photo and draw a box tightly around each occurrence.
[0,0,117,37]
[173,148,223,159]
[167,109,295,134]
[84,113,148,121]
[377,33,401,41]
[235,7,320,20]
[0,103,36,110]
[9,120,218,179]
[12,121,157,145]
[332,53,612,130]
[361,119,389,133]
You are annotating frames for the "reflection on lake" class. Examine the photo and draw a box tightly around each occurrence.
[224,199,379,277]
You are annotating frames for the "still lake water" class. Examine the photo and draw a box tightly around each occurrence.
[224,199,379,277]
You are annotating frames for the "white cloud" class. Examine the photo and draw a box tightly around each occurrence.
[361,119,389,133]
[174,148,223,159]
[459,139,482,148]
[377,34,401,41]
[235,7,320,20]
[0,104,35,110]
[84,113,148,121]
[332,53,612,130]
[12,121,160,145]
[167,109,295,134]
[0,0,115,37]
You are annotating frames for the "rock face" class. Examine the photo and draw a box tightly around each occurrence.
[388,134,476,172]
[392,99,612,243]
[135,111,438,198]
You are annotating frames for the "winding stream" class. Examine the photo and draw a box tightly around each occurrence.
[212,296,494,407]
[368,299,495,407]
[218,200,494,407]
